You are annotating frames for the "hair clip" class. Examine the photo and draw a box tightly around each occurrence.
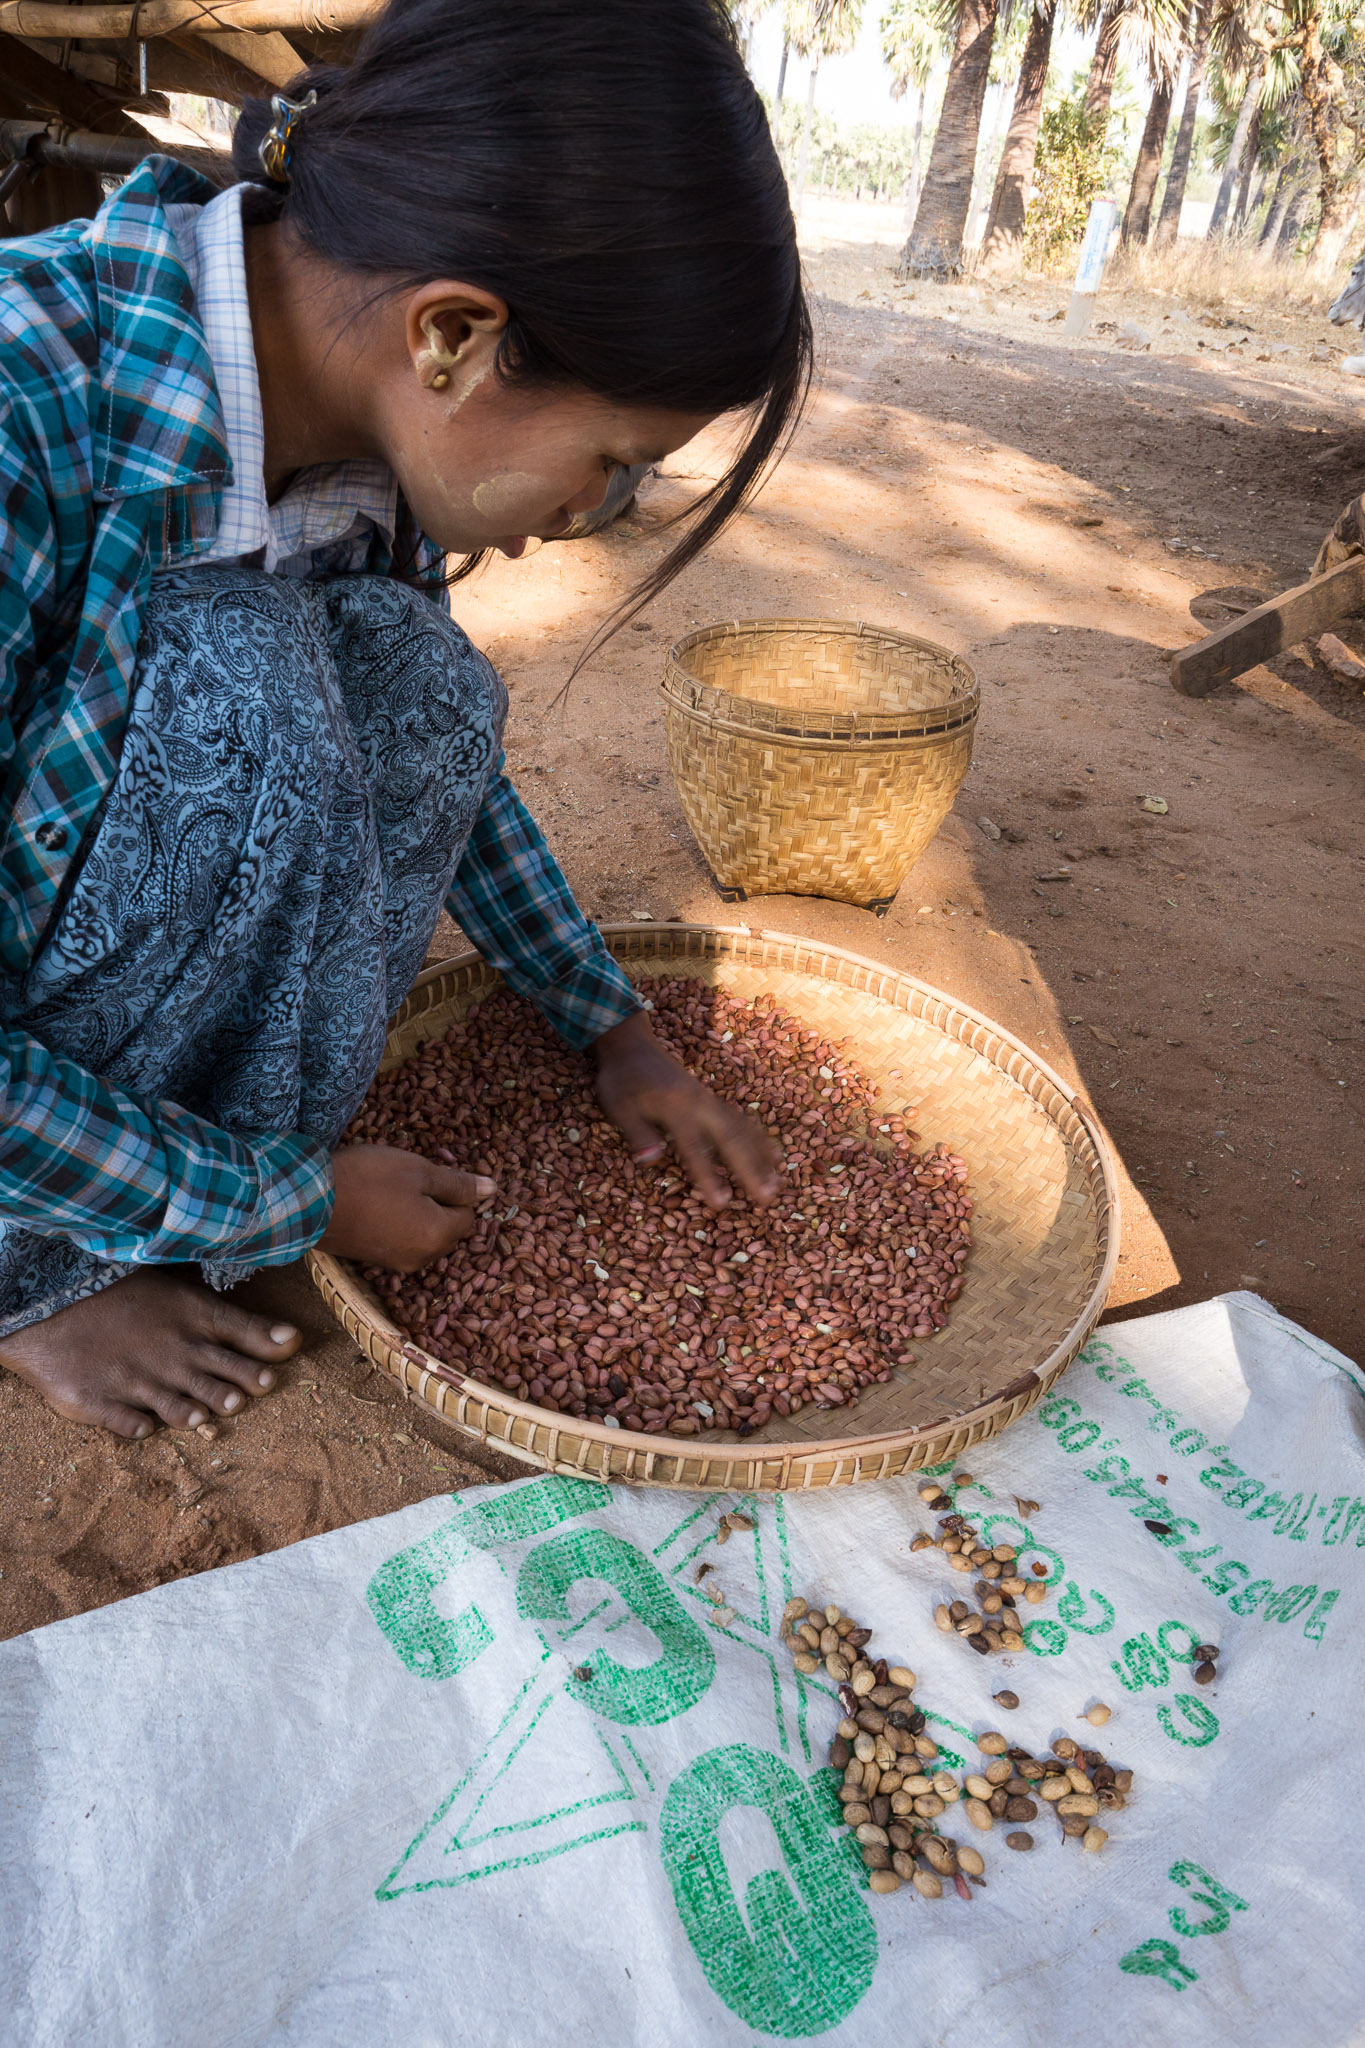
[257,89,318,186]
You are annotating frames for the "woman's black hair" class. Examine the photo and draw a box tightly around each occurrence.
[233,0,810,626]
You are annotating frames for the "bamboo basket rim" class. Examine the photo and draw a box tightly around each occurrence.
[308,924,1120,1487]
[663,618,980,747]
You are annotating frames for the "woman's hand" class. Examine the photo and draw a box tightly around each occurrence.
[593,1010,779,1211]
[320,1145,496,1268]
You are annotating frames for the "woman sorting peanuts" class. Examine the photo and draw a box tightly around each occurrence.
[0,0,810,1439]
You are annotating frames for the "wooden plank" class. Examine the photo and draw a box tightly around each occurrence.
[1171,555,1365,697]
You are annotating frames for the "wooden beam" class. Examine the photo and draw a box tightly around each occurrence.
[0,0,374,35]
[189,25,301,86]
[1170,555,1365,697]
[151,31,256,102]
[0,27,142,126]
[0,114,232,180]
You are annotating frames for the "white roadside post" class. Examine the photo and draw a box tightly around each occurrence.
[1063,196,1118,338]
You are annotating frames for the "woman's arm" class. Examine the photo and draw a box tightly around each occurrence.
[447,768,778,1207]
[444,759,643,1046]
[0,1024,334,1265]
[0,385,467,1275]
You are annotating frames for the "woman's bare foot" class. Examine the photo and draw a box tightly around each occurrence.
[0,1268,302,1438]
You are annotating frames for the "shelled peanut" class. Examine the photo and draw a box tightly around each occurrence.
[354,980,974,1435]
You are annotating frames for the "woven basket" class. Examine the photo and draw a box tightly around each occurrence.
[308,925,1118,1491]
[661,620,979,912]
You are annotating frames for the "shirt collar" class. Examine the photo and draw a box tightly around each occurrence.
[166,180,398,572]
[86,155,232,503]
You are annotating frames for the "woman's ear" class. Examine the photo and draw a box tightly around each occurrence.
[407,287,509,393]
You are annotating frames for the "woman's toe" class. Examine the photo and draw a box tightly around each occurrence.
[89,1396,159,1439]
[197,1346,281,1400]
[164,1362,253,1416]
[197,1293,301,1363]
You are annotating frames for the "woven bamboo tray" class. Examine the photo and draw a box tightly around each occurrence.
[309,925,1118,1491]
[661,619,979,912]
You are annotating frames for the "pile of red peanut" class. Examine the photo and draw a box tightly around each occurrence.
[353,979,973,1437]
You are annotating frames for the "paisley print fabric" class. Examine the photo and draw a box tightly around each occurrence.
[0,566,505,1332]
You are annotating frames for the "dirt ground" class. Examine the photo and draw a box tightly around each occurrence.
[3,200,1362,1643]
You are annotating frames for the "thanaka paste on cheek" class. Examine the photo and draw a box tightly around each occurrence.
[471,472,549,518]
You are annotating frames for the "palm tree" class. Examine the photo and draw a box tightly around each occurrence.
[1121,72,1178,239]
[786,0,864,211]
[1121,0,1195,244]
[881,0,949,224]
[1208,53,1269,232]
[1082,0,1127,125]
[968,5,1031,237]
[1258,109,1310,242]
[1268,0,1365,267]
[979,0,1058,267]
[728,0,778,65]
[1153,0,1213,240]
[1080,0,1187,138]
[900,0,1003,275]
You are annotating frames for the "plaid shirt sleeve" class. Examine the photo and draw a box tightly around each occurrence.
[446,764,643,1049]
[1,316,333,1270]
[0,1027,334,1267]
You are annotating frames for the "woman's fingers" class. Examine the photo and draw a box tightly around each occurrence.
[602,1094,667,1165]
[675,1097,777,1204]
[423,1165,497,1209]
[424,1198,477,1244]
[692,1097,780,1207]
[323,1146,495,1264]
[668,1118,733,1210]
[656,1097,778,1211]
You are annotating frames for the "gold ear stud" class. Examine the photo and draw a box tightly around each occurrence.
[430,371,450,390]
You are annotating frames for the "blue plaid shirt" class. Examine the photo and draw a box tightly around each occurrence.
[0,155,640,1272]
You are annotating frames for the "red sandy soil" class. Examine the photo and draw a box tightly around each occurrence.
[3,216,1361,1642]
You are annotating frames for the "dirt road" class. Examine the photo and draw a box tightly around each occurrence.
[3,209,1361,1639]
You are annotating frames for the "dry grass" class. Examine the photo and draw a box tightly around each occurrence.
[1104,234,1339,320]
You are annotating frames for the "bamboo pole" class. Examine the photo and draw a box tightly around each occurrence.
[0,114,233,178]
[0,0,375,36]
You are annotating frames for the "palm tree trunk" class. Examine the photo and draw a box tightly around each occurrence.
[1153,0,1210,245]
[1121,78,1174,245]
[901,0,1001,277]
[1300,13,1360,269]
[1260,157,1303,246]
[979,0,1056,271]
[904,80,927,227]
[1276,176,1314,253]
[966,77,1008,246]
[1310,182,1362,271]
[1083,0,1125,135]
[795,60,819,214]
[1233,107,1263,229]
[776,38,790,105]
[1209,63,1263,237]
